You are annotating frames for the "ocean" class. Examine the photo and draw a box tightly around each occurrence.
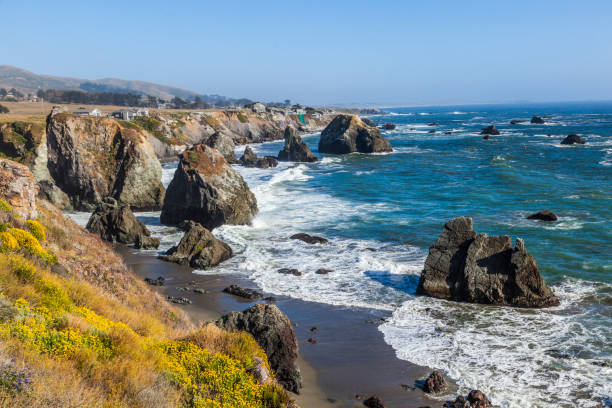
[70,101,612,407]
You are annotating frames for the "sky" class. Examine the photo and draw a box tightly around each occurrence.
[1,0,611,106]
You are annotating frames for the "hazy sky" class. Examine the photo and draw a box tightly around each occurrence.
[2,0,611,106]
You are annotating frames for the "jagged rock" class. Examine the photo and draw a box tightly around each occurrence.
[561,134,585,145]
[277,126,317,162]
[167,296,191,305]
[278,268,301,276]
[319,115,392,154]
[239,146,258,167]
[444,396,470,408]
[361,118,376,127]
[46,110,165,211]
[381,122,396,130]
[206,132,237,163]
[160,144,257,229]
[215,304,301,393]
[135,234,160,249]
[363,395,386,408]
[527,210,558,221]
[85,198,155,246]
[416,217,559,308]
[0,159,38,219]
[530,115,545,124]
[37,180,72,210]
[510,119,525,124]
[223,285,263,300]
[247,357,275,386]
[145,276,165,286]
[256,156,279,169]
[290,233,328,244]
[159,221,232,268]
[467,390,491,408]
[480,125,500,136]
[0,121,44,166]
[423,370,447,394]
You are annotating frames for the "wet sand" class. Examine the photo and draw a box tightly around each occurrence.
[116,245,439,408]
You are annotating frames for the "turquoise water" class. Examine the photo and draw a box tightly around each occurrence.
[133,102,611,407]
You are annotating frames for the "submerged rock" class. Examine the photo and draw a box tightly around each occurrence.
[277,126,317,162]
[510,119,525,125]
[315,268,332,275]
[159,221,232,268]
[361,117,376,127]
[319,114,392,154]
[278,268,301,276]
[560,134,585,145]
[160,144,257,229]
[290,233,328,244]
[527,210,558,221]
[215,304,301,393]
[222,284,263,300]
[530,115,546,124]
[86,198,156,246]
[480,125,500,136]
[144,276,165,286]
[416,217,559,308]
[423,370,447,394]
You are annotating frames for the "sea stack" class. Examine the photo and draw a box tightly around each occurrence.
[277,126,317,162]
[416,217,559,308]
[160,144,257,229]
[319,114,392,154]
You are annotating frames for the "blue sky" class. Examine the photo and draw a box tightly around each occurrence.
[2,0,611,106]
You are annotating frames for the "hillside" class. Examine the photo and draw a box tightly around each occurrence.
[0,65,199,101]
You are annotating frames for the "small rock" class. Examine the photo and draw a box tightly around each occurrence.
[428,129,436,134]
[527,210,558,222]
[530,115,545,124]
[222,284,262,300]
[560,134,585,145]
[307,337,317,344]
[145,276,165,286]
[278,268,302,276]
[290,233,328,244]
[480,125,500,136]
[315,268,332,275]
[256,156,279,169]
[510,119,525,124]
[239,146,259,167]
[444,396,469,408]
[135,234,160,249]
[167,296,192,305]
[193,288,207,294]
[310,326,317,332]
[263,296,277,302]
[382,122,396,130]
[176,287,190,291]
[423,370,447,394]
[444,131,452,135]
[327,397,337,403]
[427,122,438,126]
[362,118,376,127]
[467,390,492,408]
[363,395,386,408]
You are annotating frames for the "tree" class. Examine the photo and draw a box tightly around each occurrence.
[0,104,9,114]
[284,99,291,107]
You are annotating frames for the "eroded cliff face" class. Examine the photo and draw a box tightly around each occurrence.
[46,110,165,211]
[0,158,38,219]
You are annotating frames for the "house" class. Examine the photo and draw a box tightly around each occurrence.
[110,108,149,121]
[71,108,101,117]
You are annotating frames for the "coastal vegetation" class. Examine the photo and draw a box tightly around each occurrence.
[0,105,9,114]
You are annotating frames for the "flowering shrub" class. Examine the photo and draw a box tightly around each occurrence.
[25,220,45,242]
[0,232,18,252]
[0,363,31,395]
[8,228,56,265]
[0,201,11,213]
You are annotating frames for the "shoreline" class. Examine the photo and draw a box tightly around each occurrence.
[114,244,439,408]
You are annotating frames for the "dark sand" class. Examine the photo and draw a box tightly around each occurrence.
[116,245,439,408]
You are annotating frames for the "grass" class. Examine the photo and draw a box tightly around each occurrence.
[0,197,293,407]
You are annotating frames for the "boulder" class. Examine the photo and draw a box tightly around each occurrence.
[46,110,165,211]
[239,146,258,167]
[428,122,438,126]
[223,284,263,300]
[363,395,385,408]
[256,156,279,169]
[135,234,161,250]
[319,114,392,154]
[381,122,396,130]
[290,233,328,244]
[160,144,257,229]
[444,396,470,408]
[278,268,301,276]
[480,125,500,136]
[467,390,492,408]
[423,370,447,394]
[215,304,301,393]
[527,210,558,222]
[277,126,318,162]
[510,119,525,125]
[416,217,559,308]
[0,159,38,219]
[85,198,156,247]
[159,221,232,268]
[530,115,545,124]
[560,134,585,145]
[247,357,275,386]
[205,132,237,163]
[315,268,332,275]
[361,118,376,127]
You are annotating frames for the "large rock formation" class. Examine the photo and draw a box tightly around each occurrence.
[86,198,158,248]
[46,109,165,211]
[240,146,278,169]
[530,115,546,124]
[159,221,232,268]
[160,144,257,229]
[319,114,392,154]
[0,159,38,219]
[205,132,237,163]
[416,217,559,308]
[215,304,301,393]
[277,126,317,162]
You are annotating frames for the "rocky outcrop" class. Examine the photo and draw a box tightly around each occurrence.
[223,284,263,300]
[160,144,257,229]
[381,122,396,130]
[363,396,386,408]
[530,115,546,124]
[205,132,237,163]
[85,198,158,248]
[527,210,558,221]
[46,110,165,211]
[277,126,317,162]
[561,134,585,145]
[423,371,447,394]
[319,114,392,154]
[510,119,525,125]
[215,304,301,393]
[480,125,500,137]
[0,121,44,166]
[361,118,376,127]
[239,146,258,167]
[290,233,328,244]
[0,159,38,219]
[159,220,232,268]
[416,217,559,308]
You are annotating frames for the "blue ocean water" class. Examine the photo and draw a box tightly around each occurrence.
[122,102,610,407]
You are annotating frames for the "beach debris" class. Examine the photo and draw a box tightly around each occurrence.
[363,395,386,408]
[167,296,191,305]
[527,210,558,221]
[560,134,585,145]
[222,284,262,300]
[278,268,302,276]
[530,115,546,124]
[290,233,328,244]
[417,217,560,307]
[215,304,301,393]
[144,276,165,286]
[277,126,318,162]
[423,370,447,394]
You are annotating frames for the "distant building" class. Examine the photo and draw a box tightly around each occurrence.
[110,108,149,121]
[291,107,306,115]
[71,108,101,117]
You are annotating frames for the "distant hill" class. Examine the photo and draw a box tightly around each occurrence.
[0,65,199,101]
